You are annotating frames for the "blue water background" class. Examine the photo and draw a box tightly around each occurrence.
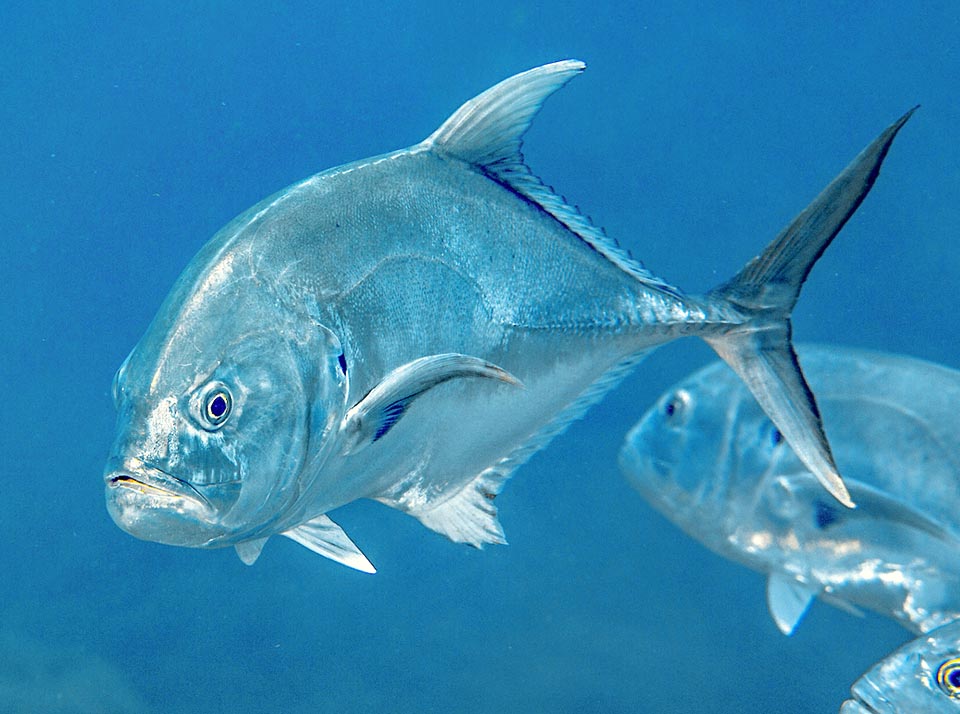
[2,3,959,712]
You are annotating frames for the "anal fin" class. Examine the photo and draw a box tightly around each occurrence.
[394,468,510,548]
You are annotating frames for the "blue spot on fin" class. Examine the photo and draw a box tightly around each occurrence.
[373,401,407,442]
[815,500,840,529]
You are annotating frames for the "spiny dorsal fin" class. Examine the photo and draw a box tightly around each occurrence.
[423,60,677,293]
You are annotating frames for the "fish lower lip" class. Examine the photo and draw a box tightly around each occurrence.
[106,463,211,507]
[108,474,179,497]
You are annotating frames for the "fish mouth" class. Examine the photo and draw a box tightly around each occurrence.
[105,458,211,508]
[104,457,223,546]
[842,681,896,714]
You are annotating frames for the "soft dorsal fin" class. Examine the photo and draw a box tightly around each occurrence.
[422,60,677,293]
[425,59,585,174]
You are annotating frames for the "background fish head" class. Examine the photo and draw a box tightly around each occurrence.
[619,360,801,555]
[103,258,349,549]
[844,620,960,713]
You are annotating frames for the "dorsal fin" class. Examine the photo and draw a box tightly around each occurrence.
[423,60,677,293]
[425,59,586,174]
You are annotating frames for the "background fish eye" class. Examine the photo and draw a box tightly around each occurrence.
[937,657,960,697]
[662,390,690,424]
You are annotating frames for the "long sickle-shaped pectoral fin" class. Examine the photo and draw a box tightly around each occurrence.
[340,353,523,455]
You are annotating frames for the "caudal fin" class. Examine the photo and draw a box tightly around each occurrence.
[705,107,917,508]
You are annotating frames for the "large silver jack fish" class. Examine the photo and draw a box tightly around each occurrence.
[104,60,913,571]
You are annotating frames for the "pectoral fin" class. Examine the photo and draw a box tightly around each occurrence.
[235,537,268,565]
[782,473,957,543]
[282,515,376,573]
[766,573,817,635]
[340,353,522,454]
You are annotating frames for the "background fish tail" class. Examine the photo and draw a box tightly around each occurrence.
[703,108,916,508]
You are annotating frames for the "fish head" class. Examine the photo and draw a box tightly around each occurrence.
[104,274,349,548]
[619,361,795,540]
[844,621,960,713]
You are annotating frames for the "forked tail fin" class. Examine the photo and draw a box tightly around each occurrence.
[704,107,917,508]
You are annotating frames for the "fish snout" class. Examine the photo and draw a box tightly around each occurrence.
[103,456,219,547]
[104,456,207,502]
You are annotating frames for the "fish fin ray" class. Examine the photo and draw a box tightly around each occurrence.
[706,332,852,507]
[705,108,916,509]
[766,573,817,635]
[234,537,268,565]
[282,515,376,573]
[712,108,917,311]
[394,469,510,548]
[340,353,521,454]
[423,60,677,293]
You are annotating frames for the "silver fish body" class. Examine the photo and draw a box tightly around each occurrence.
[104,60,911,570]
[620,345,960,634]
[842,619,960,713]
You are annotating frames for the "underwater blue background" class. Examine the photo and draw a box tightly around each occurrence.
[3,2,959,712]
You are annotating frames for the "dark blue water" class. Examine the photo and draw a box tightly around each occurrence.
[2,3,958,712]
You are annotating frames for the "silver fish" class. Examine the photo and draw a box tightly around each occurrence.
[842,619,960,713]
[621,345,960,634]
[104,60,911,571]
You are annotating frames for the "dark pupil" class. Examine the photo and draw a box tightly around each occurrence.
[209,394,228,419]
[665,401,676,417]
[949,667,960,689]
[771,428,783,446]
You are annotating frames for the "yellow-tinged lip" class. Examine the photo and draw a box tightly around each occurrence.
[108,474,180,497]
[105,458,211,508]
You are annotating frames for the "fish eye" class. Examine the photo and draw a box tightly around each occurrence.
[198,383,233,430]
[662,390,690,424]
[937,657,960,698]
[770,426,784,447]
